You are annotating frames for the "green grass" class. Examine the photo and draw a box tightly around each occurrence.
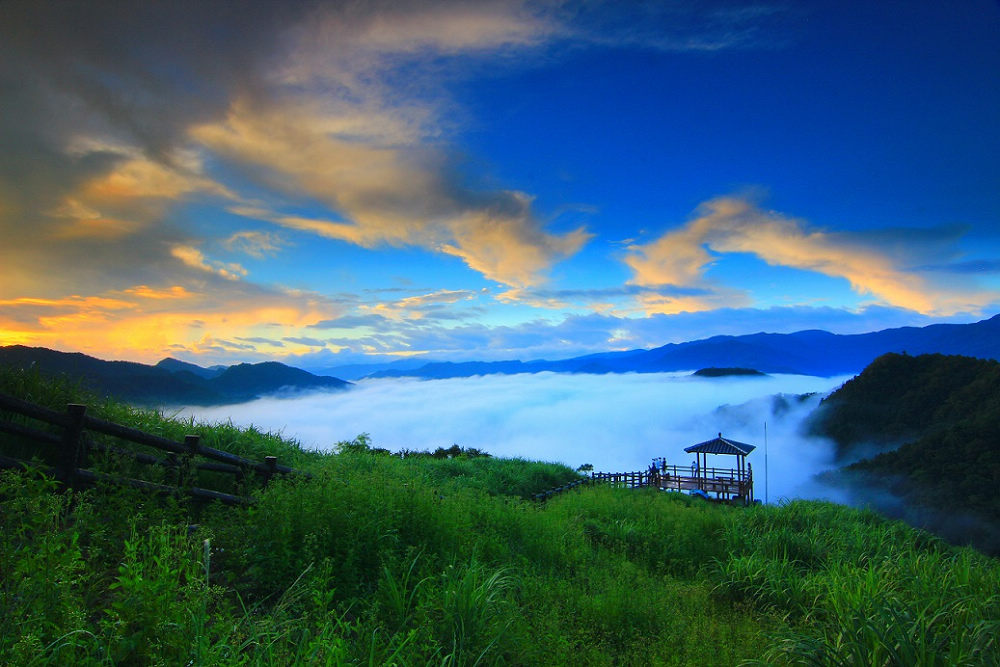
[2,366,999,665]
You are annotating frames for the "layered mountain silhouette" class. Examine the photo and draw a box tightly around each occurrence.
[367,314,1000,379]
[2,314,998,402]
[0,346,350,405]
[155,357,226,379]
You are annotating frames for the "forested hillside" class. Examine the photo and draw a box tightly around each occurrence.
[810,353,1000,552]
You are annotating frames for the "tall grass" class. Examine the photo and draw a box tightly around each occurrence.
[714,501,1000,665]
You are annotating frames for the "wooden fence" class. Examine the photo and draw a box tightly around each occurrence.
[0,392,306,506]
[532,478,591,502]
[590,470,650,488]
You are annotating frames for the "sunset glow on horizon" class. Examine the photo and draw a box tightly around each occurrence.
[2,1,998,368]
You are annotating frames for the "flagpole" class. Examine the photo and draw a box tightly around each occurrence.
[764,421,769,504]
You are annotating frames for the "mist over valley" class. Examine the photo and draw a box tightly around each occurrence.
[180,371,851,502]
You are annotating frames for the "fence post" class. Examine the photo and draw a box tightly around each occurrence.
[181,435,200,488]
[59,403,87,486]
[166,452,180,486]
[264,456,277,486]
[235,462,248,496]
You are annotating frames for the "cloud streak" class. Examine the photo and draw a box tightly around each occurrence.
[625,196,996,316]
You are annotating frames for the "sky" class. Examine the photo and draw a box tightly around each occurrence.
[181,372,852,501]
[2,0,999,368]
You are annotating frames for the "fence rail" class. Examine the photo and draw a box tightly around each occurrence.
[0,392,307,505]
[532,477,591,502]
[590,470,650,488]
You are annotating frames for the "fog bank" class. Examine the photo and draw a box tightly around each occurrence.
[180,372,852,502]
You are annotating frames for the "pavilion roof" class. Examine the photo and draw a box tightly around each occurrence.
[684,433,756,456]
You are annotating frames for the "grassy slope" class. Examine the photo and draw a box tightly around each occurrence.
[2,367,998,665]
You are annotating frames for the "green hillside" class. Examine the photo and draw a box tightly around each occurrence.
[2,366,998,665]
[810,352,1000,553]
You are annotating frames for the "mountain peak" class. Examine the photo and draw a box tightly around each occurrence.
[1,347,350,405]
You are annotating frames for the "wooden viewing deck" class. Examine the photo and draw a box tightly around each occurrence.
[591,464,753,503]
[589,434,757,504]
[650,464,752,501]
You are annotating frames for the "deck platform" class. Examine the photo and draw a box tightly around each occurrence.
[592,463,753,503]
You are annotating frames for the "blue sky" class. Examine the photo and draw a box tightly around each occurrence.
[1,1,998,367]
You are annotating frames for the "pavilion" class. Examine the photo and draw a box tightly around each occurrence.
[648,433,756,503]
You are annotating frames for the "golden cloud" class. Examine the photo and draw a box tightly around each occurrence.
[122,285,193,300]
[363,288,479,322]
[200,98,589,287]
[35,146,236,246]
[171,245,248,281]
[625,196,991,316]
[83,154,226,202]
[0,294,136,312]
[0,283,342,363]
[441,205,592,288]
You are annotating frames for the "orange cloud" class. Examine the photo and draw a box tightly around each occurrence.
[0,283,341,364]
[83,155,223,202]
[194,77,588,288]
[440,205,592,289]
[171,245,248,281]
[364,288,479,321]
[632,290,750,317]
[122,285,192,300]
[0,295,136,312]
[625,196,991,316]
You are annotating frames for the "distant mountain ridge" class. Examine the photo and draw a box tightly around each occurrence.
[155,357,226,379]
[368,314,1000,379]
[0,346,350,405]
[2,315,997,401]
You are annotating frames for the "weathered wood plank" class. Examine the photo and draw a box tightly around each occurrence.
[0,393,71,427]
[81,413,297,476]
[0,418,62,445]
[76,468,254,506]
[0,393,310,504]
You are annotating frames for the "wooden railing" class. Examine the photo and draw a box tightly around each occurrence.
[532,478,591,502]
[0,392,307,506]
[590,470,650,488]
[590,464,754,503]
[532,463,755,504]
[651,463,751,483]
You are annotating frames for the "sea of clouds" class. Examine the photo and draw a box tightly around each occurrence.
[179,371,854,503]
